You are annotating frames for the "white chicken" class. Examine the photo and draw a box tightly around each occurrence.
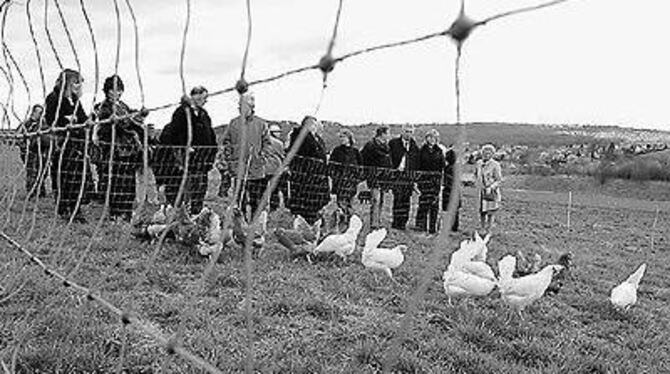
[361,228,405,282]
[142,204,174,240]
[146,223,169,239]
[293,215,322,243]
[152,204,171,224]
[313,215,363,260]
[442,232,495,303]
[497,254,563,318]
[448,232,490,270]
[443,261,497,304]
[196,208,224,257]
[610,263,646,311]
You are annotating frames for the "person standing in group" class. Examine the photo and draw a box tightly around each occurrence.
[388,124,419,230]
[415,129,445,234]
[214,146,232,198]
[222,92,272,218]
[92,75,147,221]
[475,143,502,232]
[329,128,362,218]
[440,143,459,232]
[287,116,330,225]
[159,86,217,215]
[45,69,90,222]
[360,126,392,229]
[265,123,287,211]
[17,104,49,198]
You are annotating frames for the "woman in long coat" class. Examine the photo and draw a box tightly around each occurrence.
[45,69,90,222]
[287,116,330,225]
[328,129,361,217]
[475,143,502,232]
[92,75,146,220]
[415,129,445,234]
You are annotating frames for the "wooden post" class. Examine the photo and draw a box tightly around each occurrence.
[567,191,572,230]
[651,207,659,251]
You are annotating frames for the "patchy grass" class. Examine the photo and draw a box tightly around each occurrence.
[503,174,670,202]
[1,179,669,373]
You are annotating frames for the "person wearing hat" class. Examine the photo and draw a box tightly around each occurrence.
[415,129,445,234]
[475,143,502,232]
[222,92,272,218]
[388,123,420,230]
[45,69,91,222]
[265,123,287,211]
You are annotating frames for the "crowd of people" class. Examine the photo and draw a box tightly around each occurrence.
[16,68,504,234]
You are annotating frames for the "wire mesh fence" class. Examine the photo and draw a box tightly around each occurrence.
[0,0,581,372]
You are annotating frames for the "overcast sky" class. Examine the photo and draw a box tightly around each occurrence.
[1,0,669,131]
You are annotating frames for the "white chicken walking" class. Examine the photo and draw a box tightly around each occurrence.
[497,254,563,319]
[361,228,405,282]
[443,232,495,304]
[313,215,363,260]
[610,263,646,311]
[443,261,497,304]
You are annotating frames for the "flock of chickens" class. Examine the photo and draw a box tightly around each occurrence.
[132,204,267,257]
[442,233,647,316]
[131,205,649,317]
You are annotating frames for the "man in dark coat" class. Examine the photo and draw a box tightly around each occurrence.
[415,129,445,234]
[329,129,362,217]
[287,116,330,225]
[157,86,217,214]
[360,126,392,229]
[388,124,419,230]
[440,143,459,232]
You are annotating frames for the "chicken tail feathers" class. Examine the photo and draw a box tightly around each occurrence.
[497,255,516,282]
[626,263,647,288]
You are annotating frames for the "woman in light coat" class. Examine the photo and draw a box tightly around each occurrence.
[475,144,502,232]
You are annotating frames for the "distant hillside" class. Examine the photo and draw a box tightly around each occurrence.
[558,125,670,145]
[213,121,670,151]
[208,121,670,182]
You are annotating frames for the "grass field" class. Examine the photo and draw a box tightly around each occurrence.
[1,171,669,373]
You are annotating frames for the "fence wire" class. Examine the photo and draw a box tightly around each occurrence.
[0,0,578,372]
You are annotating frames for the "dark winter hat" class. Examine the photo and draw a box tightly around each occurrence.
[103,75,125,93]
